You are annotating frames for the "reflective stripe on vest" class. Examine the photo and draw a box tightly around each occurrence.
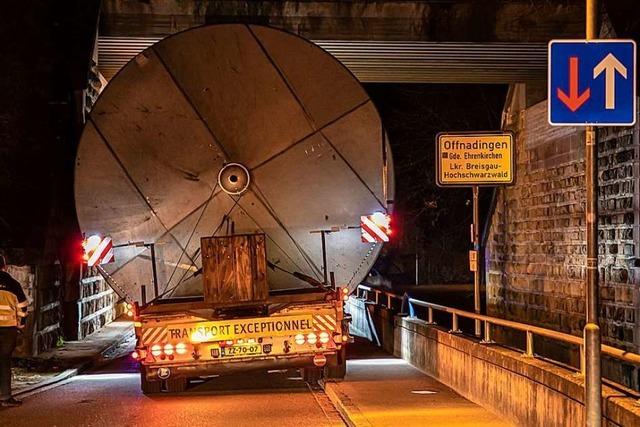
[0,315,16,326]
[0,290,21,327]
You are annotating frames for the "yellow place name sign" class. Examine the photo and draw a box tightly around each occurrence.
[436,132,515,186]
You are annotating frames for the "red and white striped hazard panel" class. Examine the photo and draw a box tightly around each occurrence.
[313,313,337,331]
[83,235,115,267]
[360,212,392,243]
[141,327,167,345]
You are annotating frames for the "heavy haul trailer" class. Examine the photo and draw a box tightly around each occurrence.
[132,234,349,393]
[74,24,394,393]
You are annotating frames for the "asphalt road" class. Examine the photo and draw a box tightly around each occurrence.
[2,355,345,427]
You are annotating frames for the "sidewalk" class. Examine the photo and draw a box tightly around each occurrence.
[32,320,134,368]
[324,340,512,427]
[12,320,134,396]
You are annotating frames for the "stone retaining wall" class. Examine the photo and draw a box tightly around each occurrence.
[486,91,640,389]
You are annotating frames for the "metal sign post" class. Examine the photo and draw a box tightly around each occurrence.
[584,2,602,425]
[547,3,636,423]
[547,1,636,423]
[472,186,481,337]
[436,131,515,338]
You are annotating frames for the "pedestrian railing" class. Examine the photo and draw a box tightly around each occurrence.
[355,284,640,374]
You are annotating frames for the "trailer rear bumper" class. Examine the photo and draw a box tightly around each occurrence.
[142,352,339,381]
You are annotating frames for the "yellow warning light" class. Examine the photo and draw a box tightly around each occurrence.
[307,332,318,345]
[163,344,174,355]
[319,332,330,344]
[176,343,188,355]
[150,344,162,357]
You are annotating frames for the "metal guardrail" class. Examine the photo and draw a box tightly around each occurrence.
[355,284,640,373]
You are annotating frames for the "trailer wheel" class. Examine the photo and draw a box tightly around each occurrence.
[324,346,347,381]
[163,376,187,393]
[141,374,162,394]
[301,367,323,384]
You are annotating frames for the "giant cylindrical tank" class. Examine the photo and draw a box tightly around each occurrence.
[75,24,394,302]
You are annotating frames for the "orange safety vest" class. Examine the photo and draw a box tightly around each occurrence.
[0,290,27,328]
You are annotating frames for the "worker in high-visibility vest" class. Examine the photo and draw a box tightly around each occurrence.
[0,255,27,407]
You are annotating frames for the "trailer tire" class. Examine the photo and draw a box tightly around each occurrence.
[302,367,323,384]
[324,346,347,381]
[141,374,162,394]
[163,376,187,393]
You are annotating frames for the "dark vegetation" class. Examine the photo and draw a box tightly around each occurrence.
[366,84,507,285]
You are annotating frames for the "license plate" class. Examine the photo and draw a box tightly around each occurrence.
[212,344,262,358]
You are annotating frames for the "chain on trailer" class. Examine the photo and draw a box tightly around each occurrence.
[96,265,136,304]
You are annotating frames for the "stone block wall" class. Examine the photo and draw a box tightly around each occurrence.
[486,91,640,388]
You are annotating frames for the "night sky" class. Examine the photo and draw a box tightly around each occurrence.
[366,84,506,284]
[0,2,99,261]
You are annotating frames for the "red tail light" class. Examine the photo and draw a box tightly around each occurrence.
[313,354,327,367]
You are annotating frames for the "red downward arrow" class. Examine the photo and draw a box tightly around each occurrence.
[557,57,591,112]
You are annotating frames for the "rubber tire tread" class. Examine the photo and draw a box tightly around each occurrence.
[323,346,347,380]
[141,374,162,394]
[164,376,187,393]
[302,367,323,383]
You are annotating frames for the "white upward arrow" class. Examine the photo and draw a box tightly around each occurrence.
[593,53,628,110]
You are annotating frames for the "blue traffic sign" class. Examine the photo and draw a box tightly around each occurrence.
[548,40,636,126]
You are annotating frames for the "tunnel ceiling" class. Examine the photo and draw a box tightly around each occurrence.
[96,0,589,85]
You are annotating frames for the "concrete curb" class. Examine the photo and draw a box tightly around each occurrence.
[13,368,78,398]
[13,325,134,398]
[322,380,373,427]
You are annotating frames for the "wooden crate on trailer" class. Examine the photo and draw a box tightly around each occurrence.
[201,233,268,306]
